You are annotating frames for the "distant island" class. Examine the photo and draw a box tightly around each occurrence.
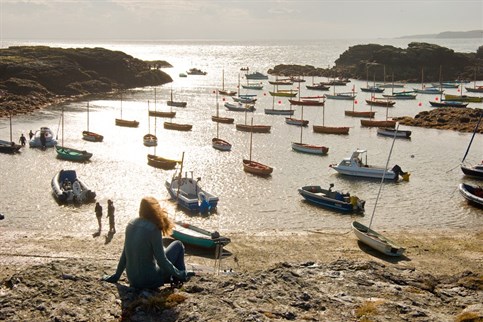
[399,30,482,39]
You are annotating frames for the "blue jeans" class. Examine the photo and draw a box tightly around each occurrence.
[165,240,186,272]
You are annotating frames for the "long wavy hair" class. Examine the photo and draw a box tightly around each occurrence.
[139,196,174,236]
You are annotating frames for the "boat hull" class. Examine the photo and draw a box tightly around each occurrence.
[236,124,271,133]
[164,122,192,131]
[352,221,405,257]
[211,116,235,124]
[82,131,104,142]
[298,186,364,213]
[29,127,57,148]
[173,222,231,249]
[147,154,179,170]
[458,183,483,208]
[285,118,309,126]
[377,128,412,138]
[344,110,376,118]
[0,140,21,153]
[360,120,396,128]
[51,169,96,204]
[115,119,139,128]
[243,159,273,176]
[165,174,219,212]
[55,145,93,162]
[149,110,176,118]
[291,142,328,155]
[461,164,483,179]
[212,138,232,151]
[264,109,295,115]
[313,125,350,135]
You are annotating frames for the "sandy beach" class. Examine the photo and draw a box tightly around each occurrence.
[0,227,482,321]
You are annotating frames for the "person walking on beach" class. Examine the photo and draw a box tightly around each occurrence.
[95,202,103,232]
[107,199,115,233]
[102,196,193,288]
[28,130,34,140]
[19,134,26,146]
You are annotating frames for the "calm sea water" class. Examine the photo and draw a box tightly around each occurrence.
[0,38,482,236]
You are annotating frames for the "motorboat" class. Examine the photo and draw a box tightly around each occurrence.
[51,169,96,204]
[298,184,365,213]
[29,127,57,148]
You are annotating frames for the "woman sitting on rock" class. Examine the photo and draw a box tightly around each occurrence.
[102,196,189,288]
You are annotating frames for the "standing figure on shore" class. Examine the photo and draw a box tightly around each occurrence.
[95,202,103,232]
[102,196,192,288]
[19,134,26,146]
[28,130,34,140]
[107,199,116,233]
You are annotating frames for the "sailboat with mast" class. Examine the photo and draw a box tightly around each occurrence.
[115,93,139,128]
[56,105,93,162]
[292,106,328,155]
[212,120,232,151]
[412,67,443,94]
[149,88,176,118]
[211,90,234,124]
[167,87,187,107]
[243,118,273,176]
[143,101,158,147]
[313,102,350,135]
[82,102,104,142]
[218,69,237,96]
[352,124,406,257]
[460,111,483,179]
[429,66,468,108]
[0,110,22,153]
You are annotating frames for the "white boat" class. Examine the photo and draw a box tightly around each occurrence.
[458,183,483,208]
[330,149,409,181]
[51,169,96,204]
[377,127,412,139]
[165,169,219,213]
[352,221,405,256]
[29,127,57,148]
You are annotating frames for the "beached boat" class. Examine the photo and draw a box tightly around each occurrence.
[165,169,219,212]
[298,184,365,213]
[172,221,231,249]
[29,127,57,148]
[82,102,104,142]
[51,169,96,204]
[352,221,405,256]
[164,122,192,131]
[330,149,409,181]
[224,102,255,112]
[187,68,207,75]
[458,183,483,208]
[147,154,180,170]
[245,71,268,80]
[377,127,412,139]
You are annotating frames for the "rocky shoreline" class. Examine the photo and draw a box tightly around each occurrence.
[0,229,481,321]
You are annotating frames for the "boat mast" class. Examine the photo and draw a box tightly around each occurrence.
[299,106,304,144]
[369,123,399,229]
[86,102,90,132]
[461,112,483,164]
[249,118,253,161]
[120,92,123,119]
[9,110,12,142]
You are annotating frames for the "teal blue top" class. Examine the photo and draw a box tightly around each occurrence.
[110,218,184,288]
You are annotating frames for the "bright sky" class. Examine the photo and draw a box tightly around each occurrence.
[1,0,482,40]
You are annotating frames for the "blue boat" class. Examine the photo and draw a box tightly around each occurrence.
[298,184,365,213]
[165,171,219,213]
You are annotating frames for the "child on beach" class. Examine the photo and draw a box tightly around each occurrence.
[102,196,191,288]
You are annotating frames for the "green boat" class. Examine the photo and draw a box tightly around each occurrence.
[56,145,93,162]
[172,221,230,249]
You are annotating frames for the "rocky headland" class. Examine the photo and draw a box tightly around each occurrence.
[268,42,483,82]
[0,46,172,117]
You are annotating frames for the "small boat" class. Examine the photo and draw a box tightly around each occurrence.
[232,96,257,104]
[187,68,207,75]
[360,86,385,93]
[236,123,271,133]
[382,92,417,100]
[51,169,96,204]
[165,170,219,212]
[56,145,93,162]
[344,110,376,118]
[306,83,330,91]
[219,69,237,96]
[325,92,355,100]
[167,88,187,107]
[264,108,295,115]
[377,127,411,139]
[365,98,396,107]
[172,221,231,249]
[285,117,309,126]
[412,87,444,94]
[269,79,293,86]
[212,91,235,124]
[458,183,483,208]
[149,110,176,118]
[224,102,255,112]
[352,221,405,256]
[212,138,232,151]
[243,118,273,176]
[115,118,139,127]
[82,102,103,142]
[431,82,459,88]
[164,122,192,131]
[143,133,158,147]
[29,127,57,148]
[0,140,21,154]
[330,149,409,181]
[179,73,187,78]
[460,112,483,179]
[443,94,482,103]
[313,125,350,135]
[429,100,468,108]
[376,82,405,88]
[288,97,325,106]
[242,83,263,90]
[290,76,306,83]
[465,86,483,93]
[269,90,298,97]
[292,142,328,155]
[360,119,396,128]
[245,71,268,80]
[298,184,365,213]
[115,93,139,128]
[147,154,180,170]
